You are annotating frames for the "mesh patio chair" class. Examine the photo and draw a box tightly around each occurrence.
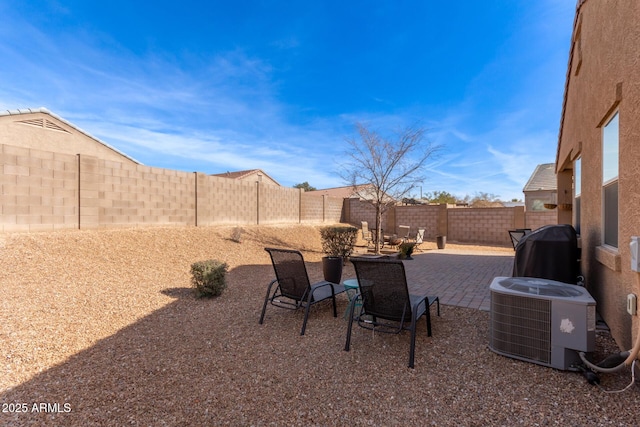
[414,228,426,252]
[361,221,374,248]
[398,225,411,242]
[344,257,440,368]
[508,228,532,250]
[385,225,412,250]
[260,247,346,335]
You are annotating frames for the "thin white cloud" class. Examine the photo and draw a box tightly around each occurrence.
[0,8,352,188]
[0,1,575,195]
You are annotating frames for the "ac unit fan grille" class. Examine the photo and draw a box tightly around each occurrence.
[490,293,551,364]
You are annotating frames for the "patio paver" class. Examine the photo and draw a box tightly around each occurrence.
[401,248,514,312]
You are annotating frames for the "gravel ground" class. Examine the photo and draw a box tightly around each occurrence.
[1,225,638,426]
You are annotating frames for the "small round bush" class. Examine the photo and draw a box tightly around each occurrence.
[320,226,358,259]
[190,259,229,298]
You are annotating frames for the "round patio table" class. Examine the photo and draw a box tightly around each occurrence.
[342,279,360,318]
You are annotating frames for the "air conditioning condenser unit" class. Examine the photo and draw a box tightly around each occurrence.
[489,277,596,371]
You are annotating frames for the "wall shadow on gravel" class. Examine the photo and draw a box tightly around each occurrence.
[0,261,347,426]
[0,251,515,426]
[4,251,638,426]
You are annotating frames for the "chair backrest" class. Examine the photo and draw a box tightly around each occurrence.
[416,229,425,244]
[264,248,311,300]
[361,221,372,239]
[351,258,411,322]
[508,229,531,250]
[398,225,410,240]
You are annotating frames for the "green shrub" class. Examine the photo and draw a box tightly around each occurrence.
[190,259,229,298]
[320,226,358,259]
[399,242,416,259]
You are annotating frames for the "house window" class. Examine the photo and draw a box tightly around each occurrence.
[602,112,619,247]
[574,157,581,234]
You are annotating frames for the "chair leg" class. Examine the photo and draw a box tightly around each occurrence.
[344,297,359,351]
[300,291,315,335]
[259,280,278,324]
[331,288,338,318]
[425,304,432,337]
[409,314,418,368]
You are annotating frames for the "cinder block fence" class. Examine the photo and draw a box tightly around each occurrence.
[342,199,557,247]
[1,143,556,244]
[0,144,343,232]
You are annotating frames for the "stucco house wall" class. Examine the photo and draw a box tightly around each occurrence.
[0,108,138,165]
[556,0,640,349]
[523,163,558,212]
[211,169,280,186]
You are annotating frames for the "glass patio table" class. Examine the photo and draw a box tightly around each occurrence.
[342,279,360,318]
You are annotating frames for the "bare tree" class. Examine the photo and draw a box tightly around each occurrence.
[340,122,440,254]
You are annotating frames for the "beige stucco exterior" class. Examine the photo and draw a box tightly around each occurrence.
[556,0,640,349]
[211,169,280,186]
[0,108,138,164]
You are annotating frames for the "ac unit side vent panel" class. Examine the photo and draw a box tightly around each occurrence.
[490,293,551,364]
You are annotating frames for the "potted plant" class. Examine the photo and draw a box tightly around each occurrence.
[319,226,358,284]
[398,241,416,260]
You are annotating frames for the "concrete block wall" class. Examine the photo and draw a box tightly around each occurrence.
[394,205,441,239]
[300,193,322,223]
[324,196,345,223]
[197,174,257,225]
[259,184,299,224]
[0,143,345,231]
[89,157,196,228]
[346,201,535,246]
[1,145,78,231]
[299,194,345,223]
[1,142,556,239]
[525,210,558,231]
[347,199,391,231]
[447,207,516,245]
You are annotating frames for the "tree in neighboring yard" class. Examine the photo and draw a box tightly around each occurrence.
[293,181,317,191]
[463,192,503,207]
[340,122,440,254]
[424,190,459,205]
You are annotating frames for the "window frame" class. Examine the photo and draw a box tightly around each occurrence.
[574,157,581,235]
[601,111,619,248]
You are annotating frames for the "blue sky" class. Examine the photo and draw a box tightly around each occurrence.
[0,1,576,201]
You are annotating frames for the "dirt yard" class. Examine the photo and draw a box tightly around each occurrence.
[0,225,637,426]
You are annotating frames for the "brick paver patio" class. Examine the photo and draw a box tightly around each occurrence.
[401,248,514,311]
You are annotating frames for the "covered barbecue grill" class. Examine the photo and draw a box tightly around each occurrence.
[512,224,581,284]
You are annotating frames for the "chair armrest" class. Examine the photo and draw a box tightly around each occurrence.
[309,281,346,302]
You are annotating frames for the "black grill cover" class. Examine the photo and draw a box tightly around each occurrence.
[512,224,579,284]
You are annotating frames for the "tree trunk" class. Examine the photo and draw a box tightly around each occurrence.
[375,205,383,254]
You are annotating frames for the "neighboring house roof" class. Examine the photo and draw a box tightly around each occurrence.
[211,169,280,186]
[306,185,365,198]
[501,201,525,208]
[523,163,557,192]
[308,184,395,202]
[0,107,140,164]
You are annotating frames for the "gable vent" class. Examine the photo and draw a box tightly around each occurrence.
[17,118,70,134]
[44,119,68,132]
[18,118,44,127]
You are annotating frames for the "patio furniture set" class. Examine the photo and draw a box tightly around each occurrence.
[360,221,426,252]
[260,247,440,368]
